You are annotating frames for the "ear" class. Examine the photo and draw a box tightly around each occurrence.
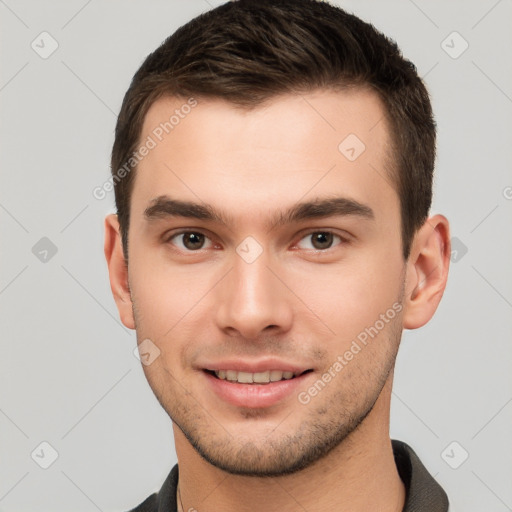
[104,214,135,330]
[402,214,451,329]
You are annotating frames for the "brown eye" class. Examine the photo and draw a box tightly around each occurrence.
[296,231,344,250]
[311,232,333,249]
[170,232,211,251]
[183,232,205,250]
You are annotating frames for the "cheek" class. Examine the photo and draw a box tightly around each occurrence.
[129,259,184,341]
[129,253,223,353]
[291,255,403,343]
[131,245,188,299]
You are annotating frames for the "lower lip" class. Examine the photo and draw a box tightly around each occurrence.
[203,371,312,409]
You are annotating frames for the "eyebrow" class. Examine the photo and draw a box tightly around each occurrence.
[143,195,374,230]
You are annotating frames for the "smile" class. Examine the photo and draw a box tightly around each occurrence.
[211,369,309,384]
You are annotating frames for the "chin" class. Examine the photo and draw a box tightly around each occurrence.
[175,409,368,477]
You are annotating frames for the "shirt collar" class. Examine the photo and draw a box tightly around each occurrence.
[392,439,449,511]
[151,439,449,512]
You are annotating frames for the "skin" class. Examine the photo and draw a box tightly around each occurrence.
[104,89,450,512]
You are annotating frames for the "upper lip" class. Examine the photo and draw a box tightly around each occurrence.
[200,359,313,374]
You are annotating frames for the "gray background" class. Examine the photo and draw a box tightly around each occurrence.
[1,0,511,510]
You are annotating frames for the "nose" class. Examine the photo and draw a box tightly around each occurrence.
[214,250,294,340]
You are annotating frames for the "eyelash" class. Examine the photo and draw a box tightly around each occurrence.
[164,229,350,252]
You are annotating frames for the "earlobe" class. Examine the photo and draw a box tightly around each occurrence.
[104,214,135,330]
[402,215,451,330]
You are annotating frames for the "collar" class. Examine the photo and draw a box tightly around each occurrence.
[392,439,449,511]
[132,439,449,512]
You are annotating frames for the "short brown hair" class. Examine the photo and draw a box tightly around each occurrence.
[111,0,435,260]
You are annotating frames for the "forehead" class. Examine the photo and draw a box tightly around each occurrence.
[131,89,397,227]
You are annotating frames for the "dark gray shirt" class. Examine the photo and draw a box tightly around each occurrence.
[128,439,449,512]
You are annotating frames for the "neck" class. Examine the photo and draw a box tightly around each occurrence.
[174,378,405,512]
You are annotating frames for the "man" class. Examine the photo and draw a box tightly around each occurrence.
[104,0,451,510]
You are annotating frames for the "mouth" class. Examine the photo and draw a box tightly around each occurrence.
[200,360,316,408]
[204,368,314,384]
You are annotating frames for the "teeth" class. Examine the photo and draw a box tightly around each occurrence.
[270,370,284,382]
[253,371,270,383]
[237,371,253,383]
[226,370,237,381]
[214,370,297,384]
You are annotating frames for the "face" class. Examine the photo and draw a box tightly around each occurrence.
[123,89,407,475]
